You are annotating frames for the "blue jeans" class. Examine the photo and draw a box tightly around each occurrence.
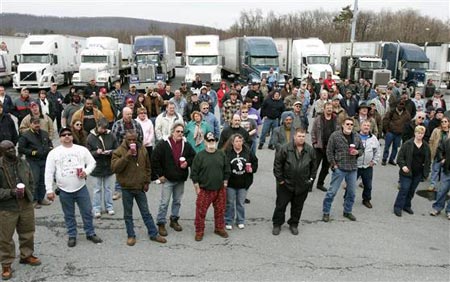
[432,172,450,213]
[259,118,279,146]
[28,159,46,202]
[323,168,357,214]
[156,180,185,224]
[92,175,114,213]
[122,189,158,238]
[394,174,422,212]
[59,186,96,238]
[358,167,373,201]
[225,187,247,225]
[383,132,401,162]
[115,181,122,193]
[430,159,443,187]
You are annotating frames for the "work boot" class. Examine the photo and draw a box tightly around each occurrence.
[2,264,12,280]
[150,235,167,244]
[19,255,41,266]
[169,217,182,232]
[158,224,168,236]
[214,229,229,238]
[127,237,136,246]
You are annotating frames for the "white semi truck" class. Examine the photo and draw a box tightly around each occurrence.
[275,37,337,84]
[185,35,222,84]
[0,35,26,85]
[130,35,176,91]
[13,34,85,89]
[72,37,132,89]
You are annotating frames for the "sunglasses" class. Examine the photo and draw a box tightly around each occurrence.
[345,123,354,126]
[417,117,425,120]
[175,130,184,133]
[241,111,248,113]
[75,123,82,126]
[60,133,72,137]
[206,139,215,142]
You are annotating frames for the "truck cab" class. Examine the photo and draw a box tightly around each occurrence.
[240,37,284,86]
[382,43,430,90]
[130,36,176,91]
[341,56,391,86]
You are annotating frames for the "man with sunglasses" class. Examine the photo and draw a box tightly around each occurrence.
[45,128,102,247]
[152,123,196,237]
[322,117,363,222]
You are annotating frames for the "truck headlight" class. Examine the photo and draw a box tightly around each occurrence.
[42,76,49,82]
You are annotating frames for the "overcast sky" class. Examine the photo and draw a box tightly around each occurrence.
[2,0,449,30]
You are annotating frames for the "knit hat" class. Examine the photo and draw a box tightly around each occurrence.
[280,111,294,124]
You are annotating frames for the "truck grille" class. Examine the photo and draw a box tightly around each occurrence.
[138,65,156,82]
[80,69,97,82]
[260,71,279,81]
[373,71,391,86]
[20,72,37,82]
[197,73,211,82]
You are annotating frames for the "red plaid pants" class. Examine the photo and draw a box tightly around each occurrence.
[194,187,226,233]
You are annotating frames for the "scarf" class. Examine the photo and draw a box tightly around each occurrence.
[194,123,204,146]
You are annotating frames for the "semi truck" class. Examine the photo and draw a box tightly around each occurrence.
[13,34,85,89]
[185,35,222,84]
[129,35,176,91]
[382,42,433,91]
[0,36,26,85]
[220,36,284,86]
[275,38,336,84]
[72,37,132,89]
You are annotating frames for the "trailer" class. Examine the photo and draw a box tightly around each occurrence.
[423,43,450,89]
[185,35,222,84]
[0,35,26,85]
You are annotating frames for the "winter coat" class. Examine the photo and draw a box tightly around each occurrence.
[111,140,150,189]
[86,129,119,177]
[151,136,196,182]
[18,129,53,161]
[184,120,211,153]
[382,109,411,134]
[0,113,18,144]
[397,139,431,178]
[273,142,317,193]
[225,146,258,189]
[357,133,381,168]
[311,113,339,149]
[326,129,363,171]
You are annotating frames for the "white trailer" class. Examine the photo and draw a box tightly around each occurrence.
[13,34,85,89]
[185,35,221,84]
[72,37,131,89]
[423,43,450,88]
[0,35,26,85]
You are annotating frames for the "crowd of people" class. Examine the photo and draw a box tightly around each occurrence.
[0,74,449,280]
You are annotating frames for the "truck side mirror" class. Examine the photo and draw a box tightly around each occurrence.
[53,55,58,65]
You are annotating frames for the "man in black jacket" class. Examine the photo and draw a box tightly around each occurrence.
[258,90,285,150]
[151,123,196,236]
[0,102,18,145]
[218,114,251,149]
[18,117,53,209]
[272,128,317,236]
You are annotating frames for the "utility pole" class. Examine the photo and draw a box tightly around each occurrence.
[348,0,359,80]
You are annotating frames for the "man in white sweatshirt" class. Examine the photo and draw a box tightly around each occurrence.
[45,127,103,248]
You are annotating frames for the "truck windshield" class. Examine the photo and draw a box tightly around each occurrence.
[82,56,108,63]
[359,60,383,69]
[405,62,429,69]
[188,56,218,66]
[18,54,51,64]
[307,56,330,65]
[136,54,159,64]
[250,57,278,67]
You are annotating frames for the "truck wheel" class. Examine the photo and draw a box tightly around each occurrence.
[407,83,416,96]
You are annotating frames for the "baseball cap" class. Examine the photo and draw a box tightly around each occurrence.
[126,98,134,104]
[205,132,215,142]
[30,101,39,107]
[293,101,302,106]
[99,87,107,94]
[59,127,72,136]
[436,108,445,114]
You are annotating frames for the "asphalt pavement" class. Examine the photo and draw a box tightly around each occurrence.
[3,69,450,281]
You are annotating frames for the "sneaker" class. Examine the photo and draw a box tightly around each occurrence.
[108,210,115,216]
[272,225,281,235]
[150,235,167,244]
[225,225,233,230]
[289,225,299,235]
[343,213,356,221]
[362,200,373,209]
[214,229,229,238]
[429,210,440,216]
[322,214,330,222]
[86,234,103,244]
[94,212,101,219]
[237,224,245,229]
[112,192,121,200]
[126,237,136,246]
[19,255,41,266]
[67,237,77,248]
[195,233,203,241]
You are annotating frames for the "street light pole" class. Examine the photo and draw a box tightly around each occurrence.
[348,0,359,80]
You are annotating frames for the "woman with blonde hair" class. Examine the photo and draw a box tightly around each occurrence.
[185,111,211,153]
